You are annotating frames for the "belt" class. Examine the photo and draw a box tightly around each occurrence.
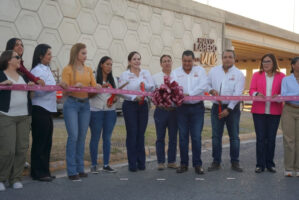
[286,102,299,108]
[213,103,228,106]
[68,96,88,103]
[157,106,176,111]
[182,102,203,106]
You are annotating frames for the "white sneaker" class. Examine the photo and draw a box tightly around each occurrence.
[284,171,293,177]
[24,162,30,169]
[0,182,6,192]
[12,182,23,189]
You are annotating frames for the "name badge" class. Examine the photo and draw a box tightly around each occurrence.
[229,75,235,81]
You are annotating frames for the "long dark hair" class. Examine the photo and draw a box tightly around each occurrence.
[0,50,14,71]
[291,57,299,73]
[31,44,51,69]
[6,38,23,56]
[96,56,116,88]
[259,53,279,73]
[127,51,141,69]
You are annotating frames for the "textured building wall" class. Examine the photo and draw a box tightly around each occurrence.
[0,0,223,76]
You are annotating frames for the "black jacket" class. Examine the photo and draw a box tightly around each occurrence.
[0,70,32,115]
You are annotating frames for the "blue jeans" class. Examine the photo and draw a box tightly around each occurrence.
[177,103,205,167]
[122,101,148,170]
[154,107,178,164]
[253,114,280,169]
[211,103,241,164]
[63,97,90,176]
[89,110,117,166]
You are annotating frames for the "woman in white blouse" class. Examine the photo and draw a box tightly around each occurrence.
[119,51,154,172]
[0,50,33,191]
[89,56,118,173]
[30,44,64,182]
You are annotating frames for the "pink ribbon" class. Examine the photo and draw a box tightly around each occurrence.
[0,84,298,102]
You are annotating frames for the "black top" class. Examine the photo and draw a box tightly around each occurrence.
[0,70,32,115]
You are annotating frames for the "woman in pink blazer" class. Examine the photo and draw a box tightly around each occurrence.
[249,53,285,173]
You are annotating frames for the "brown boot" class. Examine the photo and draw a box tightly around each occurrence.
[231,162,243,172]
[167,163,178,169]
[157,163,165,171]
[176,165,188,173]
[207,162,221,172]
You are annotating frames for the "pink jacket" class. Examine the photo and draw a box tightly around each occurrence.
[249,71,285,115]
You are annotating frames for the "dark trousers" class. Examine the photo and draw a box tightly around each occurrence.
[177,103,205,167]
[211,103,241,164]
[30,106,53,179]
[154,107,178,164]
[122,101,148,170]
[253,113,281,169]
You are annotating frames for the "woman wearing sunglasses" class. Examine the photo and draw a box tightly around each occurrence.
[0,50,34,191]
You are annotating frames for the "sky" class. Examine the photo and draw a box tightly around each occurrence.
[193,0,299,34]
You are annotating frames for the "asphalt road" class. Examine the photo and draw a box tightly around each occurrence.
[1,137,299,200]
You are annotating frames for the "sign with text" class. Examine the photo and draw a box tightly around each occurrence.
[194,38,217,66]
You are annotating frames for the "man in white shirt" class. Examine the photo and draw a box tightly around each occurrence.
[207,49,245,172]
[152,55,178,170]
[172,50,208,174]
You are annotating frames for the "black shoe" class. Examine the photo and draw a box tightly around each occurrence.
[50,175,56,179]
[68,175,81,182]
[267,167,276,173]
[176,165,188,173]
[194,166,204,174]
[208,162,221,172]
[79,172,88,178]
[138,167,146,171]
[103,166,117,173]
[129,168,137,172]
[231,162,243,172]
[255,167,264,173]
[34,176,53,182]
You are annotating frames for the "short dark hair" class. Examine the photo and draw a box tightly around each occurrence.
[6,38,23,54]
[259,53,279,74]
[0,50,14,71]
[222,49,235,59]
[31,44,51,69]
[291,57,299,73]
[96,56,116,88]
[160,54,172,64]
[182,50,195,59]
[127,51,141,69]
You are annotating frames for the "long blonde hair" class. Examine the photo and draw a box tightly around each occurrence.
[68,43,86,84]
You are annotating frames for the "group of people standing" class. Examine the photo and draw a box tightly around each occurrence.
[0,37,298,192]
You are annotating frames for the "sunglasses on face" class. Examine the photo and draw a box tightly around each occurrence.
[12,55,21,60]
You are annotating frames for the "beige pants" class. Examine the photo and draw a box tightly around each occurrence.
[281,104,299,171]
[0,113,31,184]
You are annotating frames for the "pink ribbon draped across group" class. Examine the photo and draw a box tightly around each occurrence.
[0,84,298,102]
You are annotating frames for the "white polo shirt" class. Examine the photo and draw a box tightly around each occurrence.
[119,69,155,101]
[31,63,57,112]
[152,71,174,88]
[207,65,245,109]
[172,66,208,104]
